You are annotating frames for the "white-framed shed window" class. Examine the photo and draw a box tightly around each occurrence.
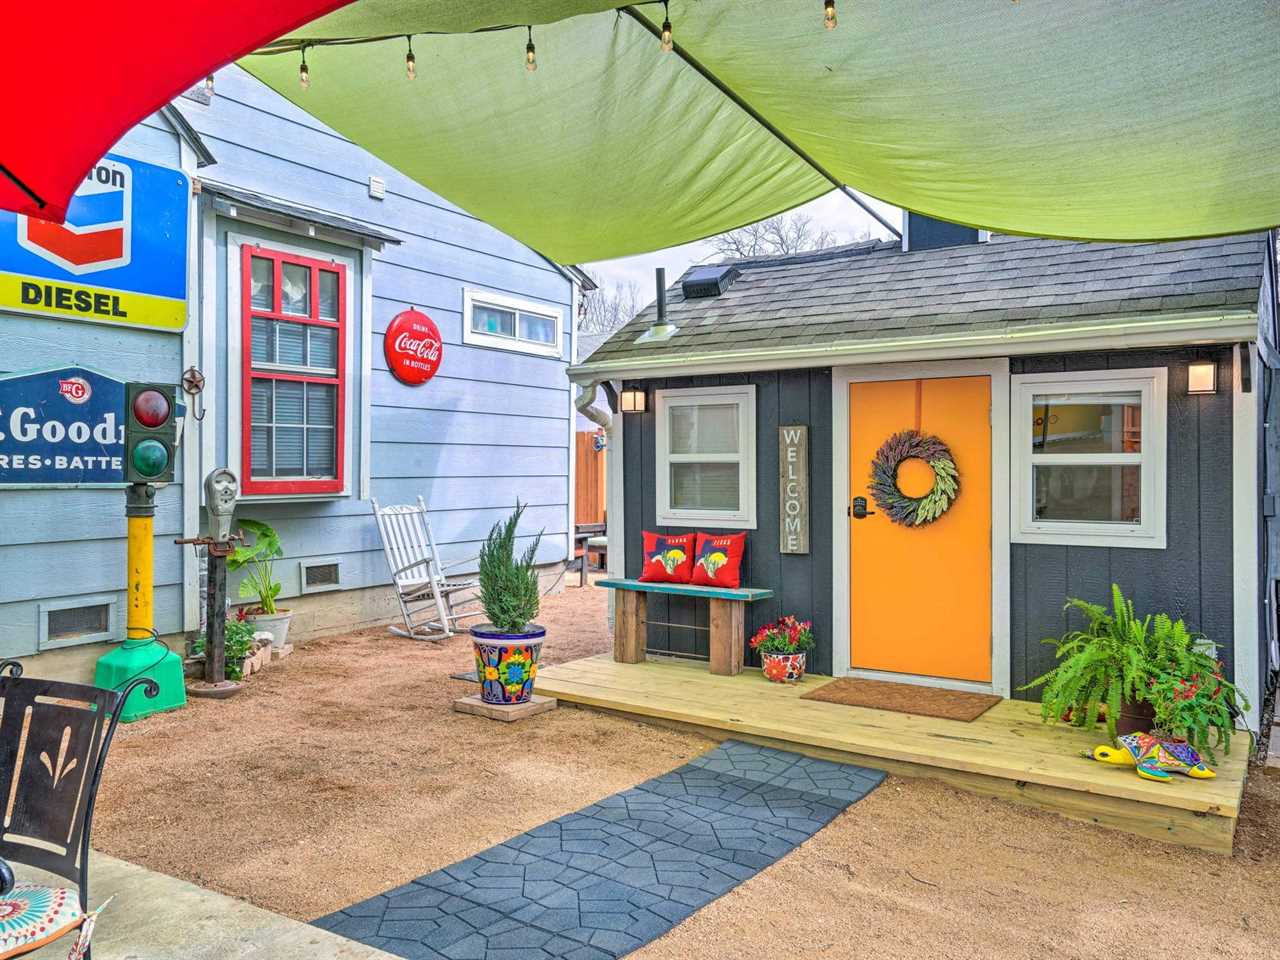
[463,289,562,359]
[1011,368,1167,549]
[655,385,757,529]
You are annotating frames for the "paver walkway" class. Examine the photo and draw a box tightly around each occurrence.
[315,741,884,959]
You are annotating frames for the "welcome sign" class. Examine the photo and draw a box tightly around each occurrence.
[778,425,809,555]
[0,154,189,331]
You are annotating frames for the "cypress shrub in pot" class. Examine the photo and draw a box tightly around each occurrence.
[471,502,545,705]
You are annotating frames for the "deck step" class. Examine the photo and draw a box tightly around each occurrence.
[537,654,1249,855]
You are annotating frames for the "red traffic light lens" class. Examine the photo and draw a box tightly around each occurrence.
[132,389,170,428]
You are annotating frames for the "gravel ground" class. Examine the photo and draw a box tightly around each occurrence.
[94,577,1280,958]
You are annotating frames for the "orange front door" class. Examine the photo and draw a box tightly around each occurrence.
[849,376,991,682]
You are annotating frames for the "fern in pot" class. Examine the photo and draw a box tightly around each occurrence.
[471,502,545,705]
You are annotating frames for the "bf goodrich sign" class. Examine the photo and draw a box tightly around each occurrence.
[779,425,809,555]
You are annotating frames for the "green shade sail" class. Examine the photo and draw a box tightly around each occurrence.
[243,1,1280,263]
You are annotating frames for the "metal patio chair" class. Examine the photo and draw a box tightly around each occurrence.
[372,496,481,642]
[0,660,157,960]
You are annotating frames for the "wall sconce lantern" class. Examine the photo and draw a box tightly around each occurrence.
[620,387,647,413]
[1187,360,1217,395]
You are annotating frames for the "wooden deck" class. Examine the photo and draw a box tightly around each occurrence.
[537,655,1250,854]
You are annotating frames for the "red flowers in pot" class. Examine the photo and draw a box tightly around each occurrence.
[751,616,815,683]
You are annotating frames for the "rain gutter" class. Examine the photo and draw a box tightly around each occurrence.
[567,311,1259,384]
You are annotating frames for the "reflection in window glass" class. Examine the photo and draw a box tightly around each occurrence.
[276,321,307,366]
[472,304,516,337]
[1031,392,1141,454]
[318,271,339,319]
[250,257,273,310]
[309,326,337,370]
[671,463,740,511]
[251,318,274,363]
[518,312,557,344]
[1034,464,1141,523]
[281,262,310,315]
[669,404,738,455]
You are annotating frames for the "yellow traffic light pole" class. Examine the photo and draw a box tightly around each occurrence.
[125,483,155,639]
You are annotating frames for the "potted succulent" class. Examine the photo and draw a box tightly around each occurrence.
[471,502,545,705]
[751,616,814,683]
[228,518,292,648]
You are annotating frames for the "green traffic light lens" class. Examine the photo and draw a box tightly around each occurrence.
[132,438,169,478]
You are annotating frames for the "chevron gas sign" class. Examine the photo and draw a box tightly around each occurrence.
[0,154,188,331]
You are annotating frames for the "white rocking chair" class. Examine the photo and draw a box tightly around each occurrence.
[372,496,481,642]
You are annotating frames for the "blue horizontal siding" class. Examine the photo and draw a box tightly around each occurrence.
[0,587,182,660]
[0,538,184,604]
[187,65,573,616]
[0,486,184,546]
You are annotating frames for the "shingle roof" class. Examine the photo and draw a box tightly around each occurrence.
[577,233,1267,374]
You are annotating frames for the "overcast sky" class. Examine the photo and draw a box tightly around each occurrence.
[581,189,903,294]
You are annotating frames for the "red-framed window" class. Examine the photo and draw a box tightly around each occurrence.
[240,245,346,495]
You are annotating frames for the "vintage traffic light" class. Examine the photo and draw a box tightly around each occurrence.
[123,383,177,483]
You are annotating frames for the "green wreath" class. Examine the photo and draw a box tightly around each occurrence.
[869,429,959,527]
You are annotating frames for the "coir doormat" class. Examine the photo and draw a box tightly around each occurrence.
[314,741,883,959]
[800,677,1001,722]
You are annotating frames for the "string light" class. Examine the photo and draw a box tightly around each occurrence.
[824,0,837,29]
[405,36,417,80]
[525,26,537,72]
[299,47,311,89]
[660,1,674,52]
[205,74,215,96]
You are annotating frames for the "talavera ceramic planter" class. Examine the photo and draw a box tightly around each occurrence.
[471,623,546,704]
[762,651,806,683]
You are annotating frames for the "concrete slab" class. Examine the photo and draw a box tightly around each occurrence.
[26,851,399,960]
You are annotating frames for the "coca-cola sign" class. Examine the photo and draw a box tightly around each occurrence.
[384,308,443,386]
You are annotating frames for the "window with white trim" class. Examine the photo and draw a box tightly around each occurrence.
[655,385,757,529]
[241,245,346,495]
[1011,368,1167,549]
[463,289,562,358]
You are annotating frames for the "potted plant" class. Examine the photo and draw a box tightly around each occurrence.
[471,502,545,705]
[1023,584,1247,751]
[1022,586,1160,741]
[228,518,292,648]
[751,616,814,683]
[190,617,256,686]
[1146,652,1247,763]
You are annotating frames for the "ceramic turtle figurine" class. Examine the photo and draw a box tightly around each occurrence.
[1092,732,1216,783]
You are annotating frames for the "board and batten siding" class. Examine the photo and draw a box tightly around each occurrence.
[622,370,834,675]
[0,116,190,660]
[186,66,574,606]
[1010,346,1237,697]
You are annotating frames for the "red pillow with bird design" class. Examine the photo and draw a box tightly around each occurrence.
[690,532,746,589]
[639,531,695,583]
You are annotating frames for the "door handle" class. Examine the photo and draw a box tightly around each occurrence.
[850,496,876,519]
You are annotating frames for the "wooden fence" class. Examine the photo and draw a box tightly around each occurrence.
[575,431,607,526]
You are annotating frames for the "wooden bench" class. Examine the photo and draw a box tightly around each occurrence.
[597,578,775,676]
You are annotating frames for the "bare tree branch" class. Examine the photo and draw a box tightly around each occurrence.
[709,212,868,260]
[579,271,643,335]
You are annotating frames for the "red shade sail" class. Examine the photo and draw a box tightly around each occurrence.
[0,1,349,222]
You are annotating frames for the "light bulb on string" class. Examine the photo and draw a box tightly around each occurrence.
[299,47,311,89]
[405,36,417,80]
[660,1,674,52]
[205,74,215,96]
[824,0,837,30]
[525,26,537,72]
